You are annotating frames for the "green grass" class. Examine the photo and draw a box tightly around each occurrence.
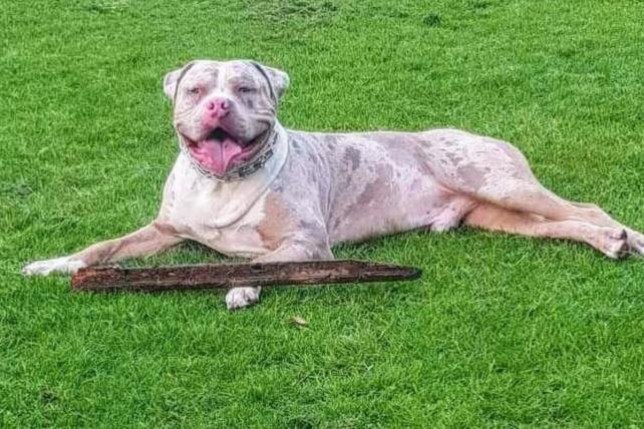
[1,0,643,427]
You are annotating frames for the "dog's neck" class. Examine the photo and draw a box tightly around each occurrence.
[174,122,289,228]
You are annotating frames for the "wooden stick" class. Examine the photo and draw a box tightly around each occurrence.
[71,260,422,293]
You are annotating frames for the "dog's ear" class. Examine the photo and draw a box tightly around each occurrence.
[250,62,290,101]
[163,62,194,101]
[263,65,290,99]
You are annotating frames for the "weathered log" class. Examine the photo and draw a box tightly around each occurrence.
[71,260,422,293]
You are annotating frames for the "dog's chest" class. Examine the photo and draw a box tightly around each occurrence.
[162,160,272,258]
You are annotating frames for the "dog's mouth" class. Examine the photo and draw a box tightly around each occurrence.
[181,127,265,176]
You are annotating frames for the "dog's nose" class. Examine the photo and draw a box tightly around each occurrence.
[205,97,230,118]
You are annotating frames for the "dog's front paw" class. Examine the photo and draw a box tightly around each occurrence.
[226,287,261,310]
[22,257,86,277]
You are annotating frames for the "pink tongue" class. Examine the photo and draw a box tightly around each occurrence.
[194,138,243,175]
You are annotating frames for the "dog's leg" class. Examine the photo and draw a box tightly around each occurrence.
[569,202,624,228]
[568,202,644,254]
[465,203,630,258]
[22,222,183,276]
[433,135,643,256]
[470,180,644,256]
[225,237,334,310]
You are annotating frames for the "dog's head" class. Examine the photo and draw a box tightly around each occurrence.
[163,60,289,177]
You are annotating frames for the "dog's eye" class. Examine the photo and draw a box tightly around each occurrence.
[237,86,256,94]
[186,87,201,96]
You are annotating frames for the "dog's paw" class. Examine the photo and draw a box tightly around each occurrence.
[22,257,86,277]
[226,287,261,310]
[599,229,630,260]
[626,229,644,257]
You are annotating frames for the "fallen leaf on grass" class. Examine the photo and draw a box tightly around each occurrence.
[291,315,309,327]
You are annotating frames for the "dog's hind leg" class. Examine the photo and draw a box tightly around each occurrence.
[426,131,642,256]
[568,202,644,255]
[466,171,643,256]
[464,203,630,259]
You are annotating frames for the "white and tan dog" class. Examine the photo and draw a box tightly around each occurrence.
[24,60,644,309]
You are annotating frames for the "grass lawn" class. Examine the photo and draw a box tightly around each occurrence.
[2,0,643,427]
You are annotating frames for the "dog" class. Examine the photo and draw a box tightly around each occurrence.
[23,59,644,309]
